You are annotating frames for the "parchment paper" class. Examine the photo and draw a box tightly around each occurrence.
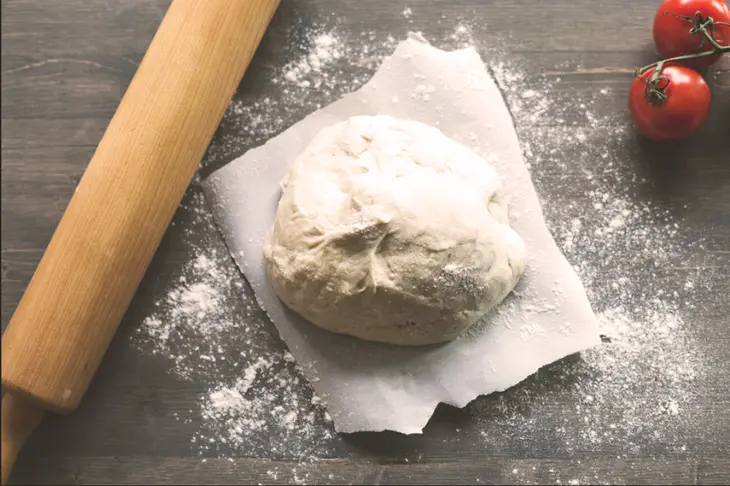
[202,34,602,434]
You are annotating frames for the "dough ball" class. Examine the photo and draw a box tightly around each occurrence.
[264,115,527,346]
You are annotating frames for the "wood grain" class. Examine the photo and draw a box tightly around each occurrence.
[2,0,729,484]
[3,456,709,485]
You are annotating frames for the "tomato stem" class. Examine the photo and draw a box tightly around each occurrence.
[639,9,729,75]
[639,47,728,75]
[637,60,672,105]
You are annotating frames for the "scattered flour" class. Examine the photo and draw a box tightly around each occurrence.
[135,18,714,483]
[202,25,398,169]
[135,188,335,461]
[450,22,475,47]
[475,43,710,460]
[283,33,343,87]
[194,354,333,459]
[137,241,245,378]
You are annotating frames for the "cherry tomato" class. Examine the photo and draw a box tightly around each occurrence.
[653,0,730,69]
[628,64,711,142]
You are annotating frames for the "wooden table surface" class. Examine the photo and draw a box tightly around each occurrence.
[2,0,729,484]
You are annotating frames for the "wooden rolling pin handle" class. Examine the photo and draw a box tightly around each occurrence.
[1,395,45,485]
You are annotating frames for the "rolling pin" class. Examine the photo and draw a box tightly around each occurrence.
[0,0,279,483]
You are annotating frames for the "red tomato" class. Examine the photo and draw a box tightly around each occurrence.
[628,64,711,142]
[652,0,730,68]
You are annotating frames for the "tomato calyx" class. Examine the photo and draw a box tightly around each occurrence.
[662,10,730,51]
[635,64,672,105]
[641,9,729,76]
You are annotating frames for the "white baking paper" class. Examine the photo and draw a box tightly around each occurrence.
[202,34,602,434]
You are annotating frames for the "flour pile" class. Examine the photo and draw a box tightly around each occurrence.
[135,188,335,461]
[135,20,710,476]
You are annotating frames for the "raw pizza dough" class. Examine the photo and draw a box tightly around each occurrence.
[263,115,527,346]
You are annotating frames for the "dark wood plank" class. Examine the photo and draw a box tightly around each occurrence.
[8,456,708,485]
[3,0,730,484]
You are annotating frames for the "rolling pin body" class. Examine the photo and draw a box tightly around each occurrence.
[1,0,279,482]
